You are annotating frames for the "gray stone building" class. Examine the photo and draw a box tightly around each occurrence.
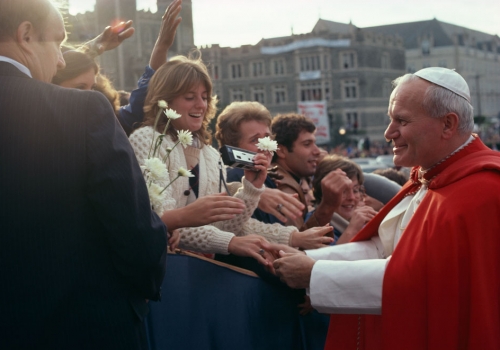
[200,19,405,144]
[366,19,500,120]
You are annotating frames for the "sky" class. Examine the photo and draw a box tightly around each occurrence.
[69,0,500,48]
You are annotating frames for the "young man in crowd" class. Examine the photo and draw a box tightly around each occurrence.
[271,113,350,229]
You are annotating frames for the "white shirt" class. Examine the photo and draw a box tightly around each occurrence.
[0,56,32,78]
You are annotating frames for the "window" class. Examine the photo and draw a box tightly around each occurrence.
[345,111,359,132]
[381,52,390,69]
[230,63,242,79]
[272,59,285,75]
[341,51,357,69]
[342,79,358,100]
[300,55,321,72]
[212,65,219,80]
[421,39,430,55]
[273,85,287,104]
[251,87,265,104]
[251,61,264,77]
[300,81,323,101]
[230,88,244,101]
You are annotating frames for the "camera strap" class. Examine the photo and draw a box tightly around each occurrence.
[218,159,231,195]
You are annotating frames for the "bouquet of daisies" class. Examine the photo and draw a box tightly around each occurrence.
[141,100,194,216]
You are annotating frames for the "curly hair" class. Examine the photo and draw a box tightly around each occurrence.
[215,101,272,148]
[271,113,316,152]
[143,55,218,146]
[312,155,364,204]
[93,73,120,116]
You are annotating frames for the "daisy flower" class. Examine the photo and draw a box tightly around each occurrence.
[157,100,168,109]
[256,136,279,154]
[177,167,195,178]
[177,130,193,148]
[143,157,168,182]
[165,108,181,120]
[147,182,166,215]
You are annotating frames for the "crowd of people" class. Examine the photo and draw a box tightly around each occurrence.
[1,0,500,349]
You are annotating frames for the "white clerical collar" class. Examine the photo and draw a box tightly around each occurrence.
[0,56,32,78]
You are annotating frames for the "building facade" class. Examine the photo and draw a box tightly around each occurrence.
[367,19,500,120]
[200,20,405,144]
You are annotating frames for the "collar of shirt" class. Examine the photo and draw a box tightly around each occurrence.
[0,56,32,78]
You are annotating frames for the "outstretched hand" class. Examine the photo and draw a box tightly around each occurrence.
[290,225,334,250]
[86,20,135,55]
[149,0,183,70]
[227,234,275,266]
[161,193,245,231]
[273,250,316,289]
[258,189,304,223]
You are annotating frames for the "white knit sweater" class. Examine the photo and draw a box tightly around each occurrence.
[129,126,295,254]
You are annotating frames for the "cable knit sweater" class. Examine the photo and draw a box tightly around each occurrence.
[129,126,295,254]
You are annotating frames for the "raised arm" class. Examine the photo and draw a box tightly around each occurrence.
[81,20,135,56]
[149,0,182,70]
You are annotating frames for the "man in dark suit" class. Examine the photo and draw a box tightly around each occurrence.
[0,1,167,348]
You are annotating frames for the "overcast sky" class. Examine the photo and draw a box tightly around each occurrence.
[69,0,500,48]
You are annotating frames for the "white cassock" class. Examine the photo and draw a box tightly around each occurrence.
[305,135,474,314]
[306,188,428,315]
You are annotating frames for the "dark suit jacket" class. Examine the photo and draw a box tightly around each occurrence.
[0,62,167,349]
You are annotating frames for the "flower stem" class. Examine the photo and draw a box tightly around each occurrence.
[160,175,180,194]
[148,108,163,159]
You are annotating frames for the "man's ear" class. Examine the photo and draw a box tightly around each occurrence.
[16,21,36,51]
[275,144,287,159]
[442,112,459,139]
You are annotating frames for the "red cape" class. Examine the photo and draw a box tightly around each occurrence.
[325,137,500,349]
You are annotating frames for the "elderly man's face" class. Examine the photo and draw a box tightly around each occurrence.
[28,6,66,82]
[384,79,445,169]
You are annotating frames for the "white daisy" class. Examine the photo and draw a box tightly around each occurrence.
[147,182,166,215]
[177,167,195,178]
[256,136,279,153]
[157,100,168,109]
[143,157,168,182]
[177,130,193,148]
[164,108,181,120]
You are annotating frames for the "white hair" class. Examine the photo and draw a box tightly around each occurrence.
[392,74,474,135]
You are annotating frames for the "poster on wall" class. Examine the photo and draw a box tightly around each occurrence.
[297,101,330,144]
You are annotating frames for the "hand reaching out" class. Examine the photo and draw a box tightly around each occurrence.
[168,229,180,250]
[337,205,378,244]
[86,20,135,56]
[161,193,245,231]
[258,188,305,223]
[227,234,274,266]
[290,225,334,250]
[149,0,183,70]
[273,250,316,289]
